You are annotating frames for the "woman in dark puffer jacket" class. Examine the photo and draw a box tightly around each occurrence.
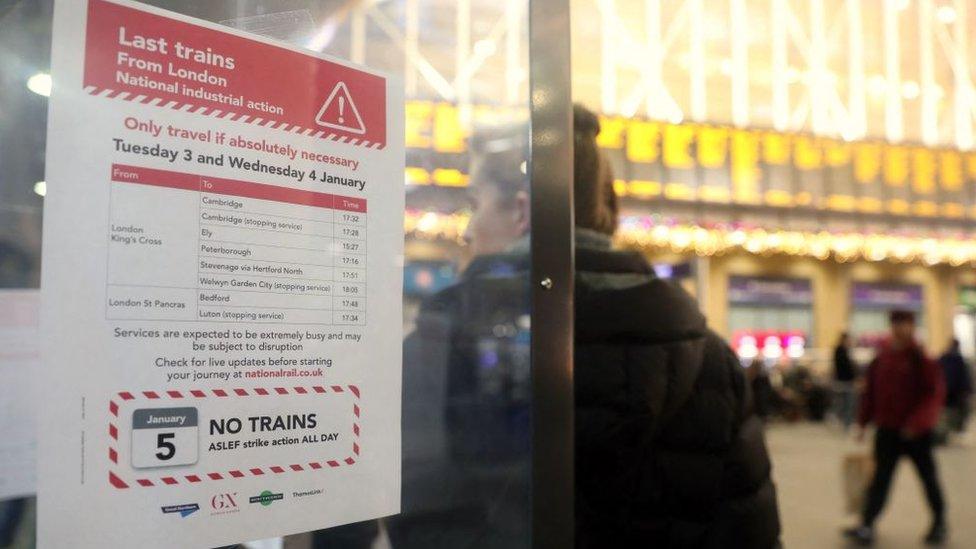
[572,105,781,548]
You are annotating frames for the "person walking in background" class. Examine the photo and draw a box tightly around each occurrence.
[938,339,973,437]
[833,332,858,431]
[748,357,775,421]
[571,105,780,548]
[844,310,947,546]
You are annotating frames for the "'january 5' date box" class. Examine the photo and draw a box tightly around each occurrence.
[131,407,199,469]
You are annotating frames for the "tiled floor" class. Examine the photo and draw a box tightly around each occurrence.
[767,422,976,548]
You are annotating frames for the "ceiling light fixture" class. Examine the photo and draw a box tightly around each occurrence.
[937,6,957,24]
[901,80,921,99]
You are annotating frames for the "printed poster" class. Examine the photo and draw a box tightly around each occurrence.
[40,0,404,546]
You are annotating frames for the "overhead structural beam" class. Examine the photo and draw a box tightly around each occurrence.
[350,5,366,64]
[688,0,706,121]
[359,0,528,107]
[884,0,903,142]
[404,0,419,96]
[730,0,749,127]
[771,0,789,131]
[918,0,937,145]
[506,0,523,105]
[366,5,457,100]
[953,0,973,149]
[643,0,665,118]
[600,0,618,114]
[846,0,866,140]
[455,0,472,124]
[808,0,828,134]
[599,0,688,120]
[340,0,976,149]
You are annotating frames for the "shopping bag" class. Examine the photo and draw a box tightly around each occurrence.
[842,453,874,514]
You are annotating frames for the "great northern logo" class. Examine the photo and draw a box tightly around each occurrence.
[249,490,284,507]
[161,503,200,518]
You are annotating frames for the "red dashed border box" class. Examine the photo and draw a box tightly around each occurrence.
[107,385,361,489]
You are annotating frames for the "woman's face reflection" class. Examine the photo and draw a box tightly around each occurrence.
[463,181,529,258]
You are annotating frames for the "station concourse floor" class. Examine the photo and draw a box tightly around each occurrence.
[767,422,976,548]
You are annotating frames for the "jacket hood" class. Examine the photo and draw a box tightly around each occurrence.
[574,246,707,345]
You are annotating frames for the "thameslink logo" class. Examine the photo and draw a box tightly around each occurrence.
[293,488,324,498]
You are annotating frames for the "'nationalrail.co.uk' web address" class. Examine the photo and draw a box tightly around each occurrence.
[245,368,325,379]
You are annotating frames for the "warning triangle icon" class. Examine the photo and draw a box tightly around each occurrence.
[315,82,366,135]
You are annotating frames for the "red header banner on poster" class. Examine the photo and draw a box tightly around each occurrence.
[82,0,387,148]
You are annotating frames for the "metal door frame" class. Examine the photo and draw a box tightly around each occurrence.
[529,0,575,547]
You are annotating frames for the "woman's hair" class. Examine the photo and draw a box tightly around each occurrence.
[574,104,619,236]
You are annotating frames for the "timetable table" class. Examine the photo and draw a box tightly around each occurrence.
[105,163,366,325]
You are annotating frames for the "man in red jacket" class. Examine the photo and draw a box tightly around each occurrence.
[845,310,947,546]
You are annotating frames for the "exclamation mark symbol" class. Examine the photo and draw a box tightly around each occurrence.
[338,96,345,124]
